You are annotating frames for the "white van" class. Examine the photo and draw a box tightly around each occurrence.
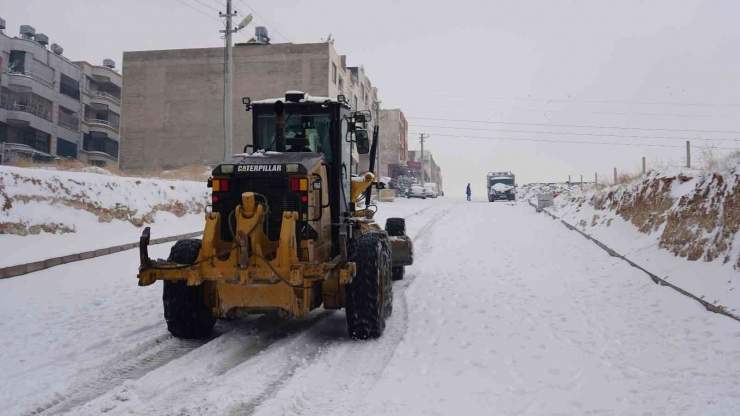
[423,182,439,198]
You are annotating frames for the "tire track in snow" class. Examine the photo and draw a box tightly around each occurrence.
[228,202,461,416]
[23,319,250,416]
[67,311,333,416]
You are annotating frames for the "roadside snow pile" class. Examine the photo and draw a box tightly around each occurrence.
[0,166,208,267]
[549,165,740,311]
[519,182,586,202]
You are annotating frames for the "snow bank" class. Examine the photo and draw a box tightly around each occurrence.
[519,182,586,202]
[0,166,208,267]
[548,165,740,312]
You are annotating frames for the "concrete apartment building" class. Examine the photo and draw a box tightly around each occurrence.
[120,30,381,171]
[377,108,408,178]
[0,19,122,166]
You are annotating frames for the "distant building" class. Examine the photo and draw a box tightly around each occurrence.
[378,109,408,178]
[0,19,122,166]
[408,150,444,193]
[120,29,381,171]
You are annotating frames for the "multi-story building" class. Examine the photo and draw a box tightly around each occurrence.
[75,60,123,167]
[0,19,122,166]
[121,30,381,171]
[377,109,408,178]
[345,66,380,172]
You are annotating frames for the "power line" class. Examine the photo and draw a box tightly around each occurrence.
[406,132,740,150]
[190,0,222,13]
[237,0,291,42]
[406,117,740,135]
[409,124,740,143]
[174,0,222,22]
[514,108,736,119]
[385,92,740,109]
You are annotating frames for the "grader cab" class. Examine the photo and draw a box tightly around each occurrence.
[137,91,414,340]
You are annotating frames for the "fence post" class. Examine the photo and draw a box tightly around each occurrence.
[568,175,571,183]
[686,141,691,168]
[642,157,646,174]
[595,172,598,185]
[614,167,617,184]
[580,175,583,184]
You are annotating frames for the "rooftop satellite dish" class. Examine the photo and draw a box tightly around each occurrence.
[237,14,253,31]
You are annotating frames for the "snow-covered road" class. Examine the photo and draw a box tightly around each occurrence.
[2,198,740,415]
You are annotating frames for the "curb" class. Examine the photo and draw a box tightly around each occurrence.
[0,231,203,280]
[528,200,740,323]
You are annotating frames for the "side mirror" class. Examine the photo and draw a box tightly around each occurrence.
[355,129,370,154]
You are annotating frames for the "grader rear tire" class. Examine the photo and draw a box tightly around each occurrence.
[346,231,393,339]
[163,239,215,339]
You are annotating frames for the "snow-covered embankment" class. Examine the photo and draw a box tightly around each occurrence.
[541,166,740,313]
[0,166,208,268]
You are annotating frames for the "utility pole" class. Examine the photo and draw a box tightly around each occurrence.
[419,133,429,184]
[220,0,237,161]
[642,157,646,174]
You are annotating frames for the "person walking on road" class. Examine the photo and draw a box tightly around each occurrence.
[466,183,471,201]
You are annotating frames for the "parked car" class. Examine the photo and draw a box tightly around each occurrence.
[423,182,439,198]
[406,184,427,199]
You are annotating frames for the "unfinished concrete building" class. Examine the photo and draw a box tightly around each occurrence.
[120,34,380,170]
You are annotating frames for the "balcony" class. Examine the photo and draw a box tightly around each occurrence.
[89,90,121,106]
[83,118,120,135]
[1,66,55,89]
[0,99,53,122]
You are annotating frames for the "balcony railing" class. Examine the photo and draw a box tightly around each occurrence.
[84,118,120,131]
[90,90,121,105]
[58,118,79,132]
[1,66,55,89]
[0,99,53,122]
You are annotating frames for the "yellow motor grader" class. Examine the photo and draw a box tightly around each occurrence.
[137,91,413,340]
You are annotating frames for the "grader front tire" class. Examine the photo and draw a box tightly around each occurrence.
[162,239,215,339]
[346,231,393,339]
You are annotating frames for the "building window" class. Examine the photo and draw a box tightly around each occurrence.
[332,63,337,85]
[56,138,77,158]
[8,51,26,73]
[338,77,344,94]
[83,132,118,158]
[20,128,50,153]
[58,106,80,132]
[60,74,81,101]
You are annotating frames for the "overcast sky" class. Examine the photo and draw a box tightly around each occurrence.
[5,0,740,193]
